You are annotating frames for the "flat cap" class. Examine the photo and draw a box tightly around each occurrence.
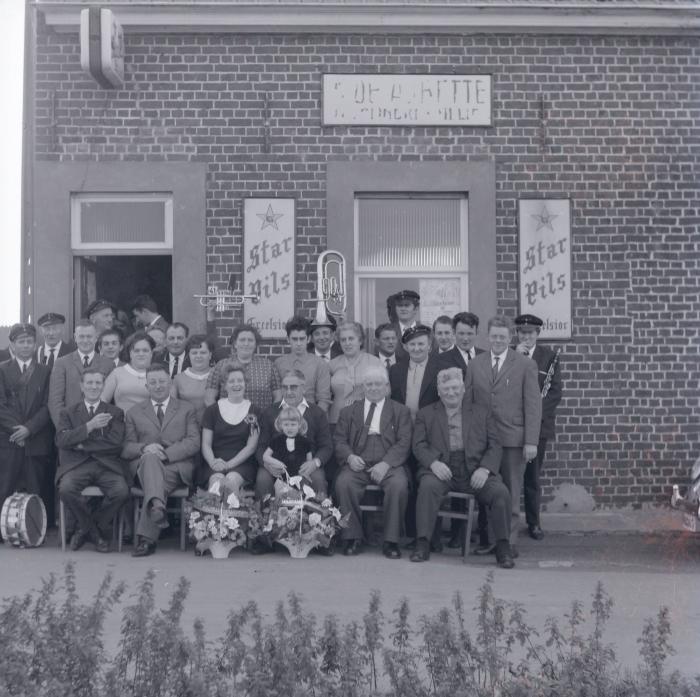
[402,324,432,344]
[37,312,66,327]
[392,290,420,304]
[9,323,37,342]
[514,314,544,330]
[85,299,115,318]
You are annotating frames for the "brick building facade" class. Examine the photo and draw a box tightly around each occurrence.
[25,1,700,508]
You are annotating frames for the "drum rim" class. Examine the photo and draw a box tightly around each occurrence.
[0,493,47,548]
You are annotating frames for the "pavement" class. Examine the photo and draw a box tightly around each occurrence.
[1,507,699,674]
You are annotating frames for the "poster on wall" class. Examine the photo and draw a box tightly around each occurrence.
[518,198,572,340]
[243,198,295,339]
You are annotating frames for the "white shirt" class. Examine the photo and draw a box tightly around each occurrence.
[458,347,475,364]
[84,400,101,414]
[40,341,62,361]
[77,350,95,365]
[168,352,184,373]
[378,353,396,367]
[363,397,385,435]
[314,349,331,361]
[398,321,417,337]
[490,350,506,373]
[151,396,171,413]
[280,398,309,416]
[438,345,454,354]
[16,358,32,373]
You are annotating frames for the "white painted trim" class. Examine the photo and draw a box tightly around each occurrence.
[38,4,700,35]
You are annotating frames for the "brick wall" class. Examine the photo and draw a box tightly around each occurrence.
[33,20,700,507]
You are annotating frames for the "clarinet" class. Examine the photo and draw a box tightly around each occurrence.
[541,347,561,398]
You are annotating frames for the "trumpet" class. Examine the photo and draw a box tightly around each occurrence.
[313,250,346,324]
[194,274,259,313]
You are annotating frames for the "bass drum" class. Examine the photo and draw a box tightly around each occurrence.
[0,493,47,548]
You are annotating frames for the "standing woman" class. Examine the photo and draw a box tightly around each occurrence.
[201,366,260,495]
[204,325,281,411]
[171,334,214,425]
[101,332,155,413]
[328,321,383,427]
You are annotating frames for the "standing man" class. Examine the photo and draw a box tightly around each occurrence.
[55,368,129,552]
[49,320,115,428]
[411,368,514,568]
[122,363,200,557]
[387,290,420,361]
[36,313,75,368]
[334,367,412,559]
[0,324,53,523]
[153,323,191,378]
[431,316,456,355]
[131,295,169,333]
[86,299,116,334]
[514,314,563,540]
[275,317,331,412]
[97,328,125,368]
[373,323,400,371]
[464,316,541,548]
[307,315,342,361]
[438,312,484,377]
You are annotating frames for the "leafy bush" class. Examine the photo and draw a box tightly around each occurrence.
[0,564,698,697]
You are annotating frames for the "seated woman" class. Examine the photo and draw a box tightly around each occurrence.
[201,365,260,496]
[171,334,214,425]
[101,331,155,413]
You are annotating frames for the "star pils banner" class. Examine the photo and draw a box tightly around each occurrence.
[243,198,296,339]
[518,199,572,340]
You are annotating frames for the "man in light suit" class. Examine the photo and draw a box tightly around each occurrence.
[122,363,200,557]
[48,320,115,428]
[36,312,75,369]
[334,366,412,559]
[464,316,541,548]
[411,368,514,568]
[55,368,128,552]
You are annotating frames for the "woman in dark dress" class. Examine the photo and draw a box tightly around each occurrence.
[201,365,259,496]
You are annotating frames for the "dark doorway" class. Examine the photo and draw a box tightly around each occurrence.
[74,255,173,328]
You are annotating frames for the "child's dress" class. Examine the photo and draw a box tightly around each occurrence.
[269,433,313,478]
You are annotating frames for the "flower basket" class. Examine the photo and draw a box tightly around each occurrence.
[277,537,319,559]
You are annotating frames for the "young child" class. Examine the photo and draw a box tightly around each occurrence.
[262,406,313,497]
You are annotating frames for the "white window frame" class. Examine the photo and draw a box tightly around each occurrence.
[70,192,174,252]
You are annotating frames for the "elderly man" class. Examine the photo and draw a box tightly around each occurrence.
[36,312,75,369]
[464,316,541,549]
[86,299,116,334]
[275,317,331,412]
[333,366,412,558]
[411,367,514,568]
[307,315,342,361]
[122,363,200,557]
[55,368,128,553]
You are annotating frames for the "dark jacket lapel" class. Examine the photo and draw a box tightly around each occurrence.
[493,349,515,385]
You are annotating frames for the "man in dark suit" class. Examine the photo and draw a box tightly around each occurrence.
[0,324,53,527]
[55,368,129,552]
[153,322,191,378]
[387,290,420,362]
[438,312,484,378]
[373,323,399,371]
[48,320,115,428]
[131,295,169,334]
[431,315,455,355]
[334,366,412,559]
[464,316,541,548]
[97,328,126,368]
[122,363,200,557]
[307,315,342,361]
[411,367,514,568]
[0,346,14,363]
[36,313,75,369]
[514,314,563,540]
[255,368,332,499]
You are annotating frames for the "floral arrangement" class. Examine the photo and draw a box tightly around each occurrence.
[262,476,347,556]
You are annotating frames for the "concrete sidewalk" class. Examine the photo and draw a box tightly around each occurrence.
[540,506,686,535]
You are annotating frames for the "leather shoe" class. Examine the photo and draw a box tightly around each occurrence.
[132,537,156,558]
[528,525,545,540]
[343,539,362,556]
[495,541,515,569]
[94,536,111,553]
[410,538,430,563]
[69,529,90,552]
[382,542,401,560]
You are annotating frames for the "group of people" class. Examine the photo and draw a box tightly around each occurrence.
[0,289,562,569]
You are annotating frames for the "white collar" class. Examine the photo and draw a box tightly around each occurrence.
[458,346,474,359]
[147,315,163,328]
[281,398,309,412]
[78,350,95,362]
[364,397,385,410]
[84,399,101,411]
[16,358,32,370]
[43,341,61,354]
[314,349,331,358]
[151,396,170,410]
[490,350,507,362]
[125,363,147,377]
[183,367,210,380]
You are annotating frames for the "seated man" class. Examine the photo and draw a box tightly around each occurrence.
[411,367,515,568]
[55,368,129,553]
[122,363,200,557]
[333,366,412,559]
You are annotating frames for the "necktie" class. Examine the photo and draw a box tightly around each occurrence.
[492,356,500,381]
[466,351,471,362]
[83,355,90,368]
[385,358,391,370]
[88,405,95,418]
[357,401,377,454]
[21,363,27,374]
[523,350,530,358]
[171,355,179,378]
[155,403,165,426]
[47,349,55,370]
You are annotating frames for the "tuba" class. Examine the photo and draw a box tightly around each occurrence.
[314,250,346,325]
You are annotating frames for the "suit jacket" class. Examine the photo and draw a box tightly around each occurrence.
[256,401,333,468]
[389,355,441,411]
[49,351,115,427]
[412,397,502,478]
[146,316,170,334]
[437,346,485,379]
[122,397,200,486]
[0,348,13,363]
[307,341,342,359]
[37,340,76,367]
[333,398,412,469]
[464,348,542,448]
[530,344,563,441]
[153,349,191,374]
[55,401,127,482]
[0,359,53,454]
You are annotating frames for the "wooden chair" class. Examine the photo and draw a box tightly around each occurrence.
[130,487,189,551]
[59,486,125,552]
[359,484,475,562]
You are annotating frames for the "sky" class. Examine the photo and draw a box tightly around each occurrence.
[0,0,24,326]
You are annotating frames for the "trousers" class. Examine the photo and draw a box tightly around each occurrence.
[499,446,526,545]
[524,437,549,527]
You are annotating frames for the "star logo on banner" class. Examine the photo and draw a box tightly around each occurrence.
[531,204,558,232]
[256,204,284,231]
